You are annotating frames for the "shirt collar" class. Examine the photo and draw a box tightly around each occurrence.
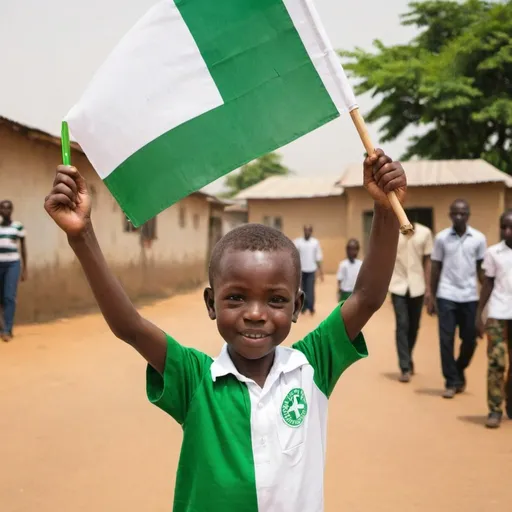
[210,344,308,383]
[450,225,473,237]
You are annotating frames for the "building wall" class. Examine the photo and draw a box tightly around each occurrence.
[345,183,505,254]
[247,196,347,273]
[0,124,209,323]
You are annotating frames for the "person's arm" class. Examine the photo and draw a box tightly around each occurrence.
[476,276,494,338]
[476,249,495,338]
[44,166,167,374]
[316,242,324,281]
[342,150,406,341]
[19,237,27,281]
[429,261,442,315]
[423,255,431,305]
[476,236,487,285]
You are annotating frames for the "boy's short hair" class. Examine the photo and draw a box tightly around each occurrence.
[500,209,512,224]
[209,223,301,288]
[347,238,360,247]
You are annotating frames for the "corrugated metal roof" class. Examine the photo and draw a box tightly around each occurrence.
[337,159,512,188]
[235,176,344,200]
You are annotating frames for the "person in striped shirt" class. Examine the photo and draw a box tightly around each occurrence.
[44,149,406,512]
[0,200,27,342]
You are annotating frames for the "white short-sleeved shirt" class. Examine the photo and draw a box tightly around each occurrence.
[431,226,486,302]
[482,241,512,320]
[147,307,367,512]
[389,223,433,298]
[294,237,323,273]
[337,258,362,292]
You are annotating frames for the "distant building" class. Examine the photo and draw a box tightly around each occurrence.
[0,116,228,323]
[237,160,512,273]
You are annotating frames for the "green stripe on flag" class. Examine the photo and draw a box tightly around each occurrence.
[105,0,338,226]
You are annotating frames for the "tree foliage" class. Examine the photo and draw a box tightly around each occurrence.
[340,0,512,173]
[224,152,291,196]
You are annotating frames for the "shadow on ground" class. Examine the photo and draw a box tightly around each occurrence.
[415,388,445,397]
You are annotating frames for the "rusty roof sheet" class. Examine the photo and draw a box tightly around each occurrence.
[337,159,512,188]
[235,175,344,200]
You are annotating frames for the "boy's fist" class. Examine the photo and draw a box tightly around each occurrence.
[363,149,407,208]
[44,166,92,237]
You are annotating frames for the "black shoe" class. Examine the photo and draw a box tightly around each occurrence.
[485,412,502,429]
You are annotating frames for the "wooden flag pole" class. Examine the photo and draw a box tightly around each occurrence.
[350,108,414,235]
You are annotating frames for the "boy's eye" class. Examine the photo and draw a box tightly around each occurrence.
[270,296,288,304]
[226,294,244,301]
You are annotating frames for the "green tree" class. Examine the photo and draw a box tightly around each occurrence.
[224,152,291,196]
[340,0,512,173]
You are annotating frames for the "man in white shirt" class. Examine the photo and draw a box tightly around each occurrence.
[476,210,512,428]
[429,199,487,399]
[294,225,323,314]
[389,223,433,382]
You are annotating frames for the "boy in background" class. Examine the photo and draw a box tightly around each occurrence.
[337,239,362,302]
[476,210,512,429]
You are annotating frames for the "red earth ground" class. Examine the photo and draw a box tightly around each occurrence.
[1,276,510,511]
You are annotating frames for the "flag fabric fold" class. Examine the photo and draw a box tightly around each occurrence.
[66,0,357,226]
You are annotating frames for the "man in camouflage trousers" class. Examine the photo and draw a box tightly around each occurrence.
[477,210,512,428]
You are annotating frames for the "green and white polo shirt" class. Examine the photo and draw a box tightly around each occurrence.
[0,221,25,262]
[147,306,367,512]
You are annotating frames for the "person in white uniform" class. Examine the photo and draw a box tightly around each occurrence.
[294,225,323,314]
[336,239,362,302]
[476,210,512,428]
[429,199,486,399]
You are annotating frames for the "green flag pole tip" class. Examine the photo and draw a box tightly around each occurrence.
[61,121,71,166]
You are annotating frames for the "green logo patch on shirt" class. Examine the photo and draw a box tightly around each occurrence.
[281,388,308,428]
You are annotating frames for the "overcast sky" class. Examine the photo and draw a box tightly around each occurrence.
[0,0,418,190]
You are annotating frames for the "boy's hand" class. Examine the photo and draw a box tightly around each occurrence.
[363,149,406,208]
[44,166,92,237]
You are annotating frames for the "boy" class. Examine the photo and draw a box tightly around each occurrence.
[44,149,406,511]
[476,210,512,429]
[336,239,362,302]
[0,200,27,342]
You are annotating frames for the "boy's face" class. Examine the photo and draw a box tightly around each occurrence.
[346,242,359,260]
[501,214,512,245]
[449,202,469,231]
[204,249,303,361]
[0,201,13,220]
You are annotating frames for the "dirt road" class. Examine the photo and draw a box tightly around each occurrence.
[1,276,510,511]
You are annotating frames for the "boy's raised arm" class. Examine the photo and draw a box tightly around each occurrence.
[44,166,167,374]
[341,150,405,341]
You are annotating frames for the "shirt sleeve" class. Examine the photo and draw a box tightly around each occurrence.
[16,223,26,238]
[336,262,344,282]
[482,249,496,278]
[431,234,444,262]
[316,241,323,263]
[477,235,487,261]
[146,335,211,425]
[423,230,434,256]
[292,306,368,398]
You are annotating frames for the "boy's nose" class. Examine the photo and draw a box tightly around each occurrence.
[243,302,267,322]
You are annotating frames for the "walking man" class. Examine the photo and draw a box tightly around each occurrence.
[294,225,323,314]
[476,210,512,428]
[389,222,433,382]
[0,200,27,341]
[429,199,486,398]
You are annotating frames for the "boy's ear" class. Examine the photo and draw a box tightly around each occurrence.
[204,287,216,320]
[292,290,305,323]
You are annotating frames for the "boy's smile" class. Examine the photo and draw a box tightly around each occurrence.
[205,249,303,370]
